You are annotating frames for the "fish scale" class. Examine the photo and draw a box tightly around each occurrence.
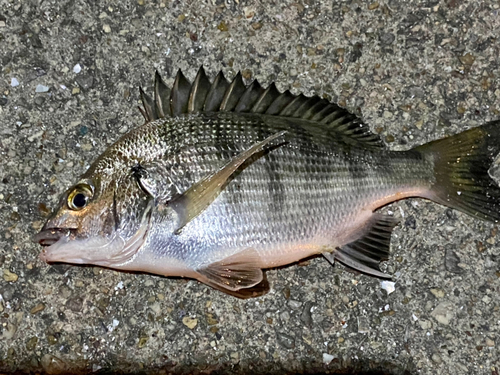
[35,67,500,298]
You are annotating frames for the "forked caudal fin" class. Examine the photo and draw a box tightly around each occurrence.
[416,120,500,223]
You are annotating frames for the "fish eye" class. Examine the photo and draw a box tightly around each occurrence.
[67,184,93,211]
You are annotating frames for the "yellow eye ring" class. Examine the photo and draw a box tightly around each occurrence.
[67,184,93,211]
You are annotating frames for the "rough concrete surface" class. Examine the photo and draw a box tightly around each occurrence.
[0,0,499,374]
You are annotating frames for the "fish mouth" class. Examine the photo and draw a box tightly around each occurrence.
[33,228,74,247]
[34,228,79,263]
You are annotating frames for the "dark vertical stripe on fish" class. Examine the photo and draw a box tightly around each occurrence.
[254,121,286,216]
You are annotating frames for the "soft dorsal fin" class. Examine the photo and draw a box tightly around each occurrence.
[139,67,384,149]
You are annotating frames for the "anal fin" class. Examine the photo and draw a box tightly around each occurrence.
[331,214,398,278]
[197,248,264,293]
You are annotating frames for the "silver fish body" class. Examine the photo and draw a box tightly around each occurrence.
[133,113,429,268]
[35,68,500,297]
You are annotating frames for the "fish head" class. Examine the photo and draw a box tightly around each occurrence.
[35,171,154,268]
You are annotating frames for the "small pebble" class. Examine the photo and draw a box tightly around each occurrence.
[35,84,50,93]
[430,288,445,298]
[30,303,45,315]
[26,337,38,351]
[381,280,395,294]
[280,311,290,322]
[206,313,218,325]
[217,21,228,32]
[430,301,454,325]
[276,332,295,349]
[431,353,442,364]
[47,335,57,345]
[182,316,198,329]
[251,22,262,30]
[459,53,475,66]
[103,24,111,33]
[138,337,148,348]
[357,317,370,334]
[230,352,239,360]
[3,269,18,282]
[41,353,67,374]
[300,301,314,327]
[3,323,17,340]
[323,353,334,365]
[11,78,19,87]
[73,64,81,73]
[445,249,463,274]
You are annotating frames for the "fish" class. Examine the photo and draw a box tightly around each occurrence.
[34,66,500,298]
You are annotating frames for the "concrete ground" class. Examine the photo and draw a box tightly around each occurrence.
[0,0,499,373]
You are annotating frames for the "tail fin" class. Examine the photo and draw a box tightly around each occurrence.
[415,120,500,223]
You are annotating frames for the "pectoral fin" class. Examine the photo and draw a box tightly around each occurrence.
[169,131,287,232]
[196,248,264,292]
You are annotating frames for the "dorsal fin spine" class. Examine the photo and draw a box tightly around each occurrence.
[220,72,246,111]
[154,71,171,118]
[188,66,211,113]
[234,80,264,113]
[204,71,230,112]
[170,69,191,116]
[251,83,280,114]
[139,86,157,122]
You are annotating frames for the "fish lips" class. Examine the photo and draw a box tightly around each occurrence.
[34,228,75,263]
[34,227,131,266]
[34,228,72,246]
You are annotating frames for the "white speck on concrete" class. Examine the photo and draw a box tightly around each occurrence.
[11,78,19,87]
[323,353,334,365]
[35,84,50,93]
[73,64,82,73]
[381,280,396,295]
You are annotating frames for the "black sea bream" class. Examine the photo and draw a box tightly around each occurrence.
[35,67,500,298]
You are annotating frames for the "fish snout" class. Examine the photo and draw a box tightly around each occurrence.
[33,228,72,246]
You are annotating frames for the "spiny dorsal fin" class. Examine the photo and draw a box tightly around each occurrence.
[139,67,384,148]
